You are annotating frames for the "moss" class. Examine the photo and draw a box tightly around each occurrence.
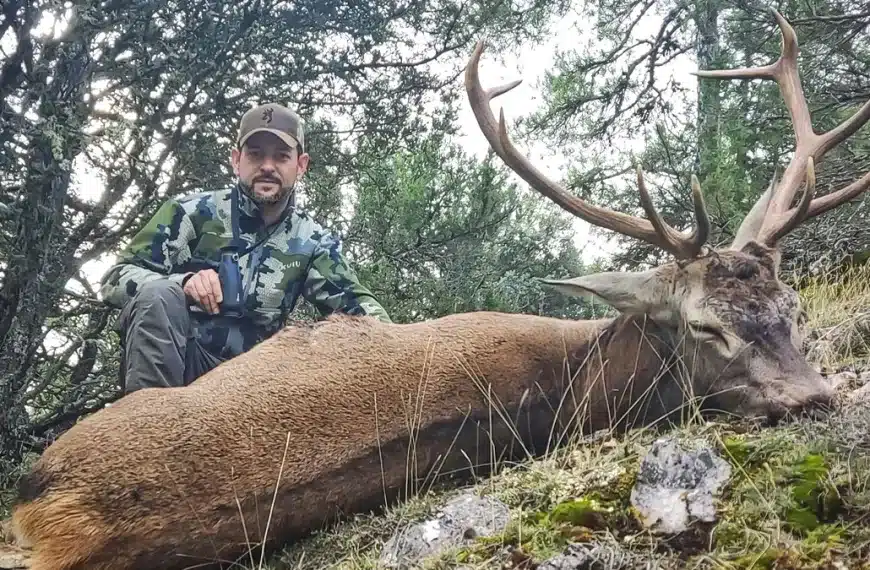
[779,454,842,534]
[719,431,791,471]
[711,426,861,570]
[446,509,568,567]
[547,497,611,529]
[449,464,641,569]
[731,548,780,569]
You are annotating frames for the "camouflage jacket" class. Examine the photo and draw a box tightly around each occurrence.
[100,185,391,359]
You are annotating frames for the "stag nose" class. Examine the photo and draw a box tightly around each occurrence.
[777,373,836,422]
[802,378,836,418]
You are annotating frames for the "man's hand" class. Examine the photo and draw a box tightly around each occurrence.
[183,269,223,314]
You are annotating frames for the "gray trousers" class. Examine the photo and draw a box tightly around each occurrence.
[118,280,224,394]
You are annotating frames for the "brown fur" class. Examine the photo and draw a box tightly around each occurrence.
[6,246,835,570]
[8,312,615,570]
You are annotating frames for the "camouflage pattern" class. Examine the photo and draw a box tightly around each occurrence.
[100,185,391,359]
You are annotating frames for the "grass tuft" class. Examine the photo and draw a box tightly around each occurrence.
[794,262,870,371]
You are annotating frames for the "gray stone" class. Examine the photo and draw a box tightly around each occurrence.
[0,548,29,570]
[379,491,510,569]
[536,543,636,569]
[629,437,732,535]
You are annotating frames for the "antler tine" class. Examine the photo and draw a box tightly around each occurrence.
[763,157,816,245]
[635,166,710,256]
[698,9,870,247]
[465,40,710,259]
[696,9,813,146]
[801,170,870,219]
[464,41,523,162]
[731,170,777,250]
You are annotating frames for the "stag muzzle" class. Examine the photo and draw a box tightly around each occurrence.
[755,349,836,424]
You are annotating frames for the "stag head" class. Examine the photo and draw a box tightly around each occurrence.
[466,10,870,421]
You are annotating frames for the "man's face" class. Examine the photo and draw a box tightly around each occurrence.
[231,132,310,206]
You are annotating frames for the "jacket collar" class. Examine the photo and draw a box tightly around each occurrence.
[236,183,262,219]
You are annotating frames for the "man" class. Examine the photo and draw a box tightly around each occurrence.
[100,103,391,394]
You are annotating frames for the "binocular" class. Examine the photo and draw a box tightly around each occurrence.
[218,245,245,318]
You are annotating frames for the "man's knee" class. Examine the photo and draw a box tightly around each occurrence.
[118,278,193,393]
[118,279,190,338]
[133,279,186,306]
[122,279,187,320]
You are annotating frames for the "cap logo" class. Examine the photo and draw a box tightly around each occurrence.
[261,107,274,124]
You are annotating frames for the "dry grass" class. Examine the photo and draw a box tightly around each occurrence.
[794,263,870,371]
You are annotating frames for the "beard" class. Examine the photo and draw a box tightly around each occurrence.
[239,176,295,206]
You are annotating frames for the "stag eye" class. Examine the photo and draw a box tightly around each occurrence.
[688,322,729,347]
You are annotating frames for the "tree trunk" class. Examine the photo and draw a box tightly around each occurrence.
[693,0,721,178]
[0,36,92,466]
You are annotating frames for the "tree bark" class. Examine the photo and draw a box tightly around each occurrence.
[0,36,93,464]
[693,0,721,178]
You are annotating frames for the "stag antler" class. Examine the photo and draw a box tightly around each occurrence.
[696,8,870,248]
[464,42,711,259]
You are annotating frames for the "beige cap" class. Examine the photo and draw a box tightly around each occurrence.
[237,103,304,152]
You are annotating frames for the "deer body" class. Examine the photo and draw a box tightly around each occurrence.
[7,9,869,570]
[12,311,673,570]
[9,251,834,570]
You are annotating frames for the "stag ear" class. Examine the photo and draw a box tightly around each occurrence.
[540,267,675,314]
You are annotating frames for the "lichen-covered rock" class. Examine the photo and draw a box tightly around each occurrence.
[535,542,637,569]
[378,491,510,569]
[629,437,732,535]
[0,547,28,570]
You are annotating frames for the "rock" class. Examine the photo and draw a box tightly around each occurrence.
[535,542,634,569]
[378,491,510,569]
[827,371,857,391]
[0,547,29,570]
[629,437,732,535]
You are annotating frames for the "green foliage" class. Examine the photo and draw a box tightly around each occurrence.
[324,132,598,323]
